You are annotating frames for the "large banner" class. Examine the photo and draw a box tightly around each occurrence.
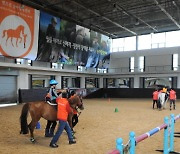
[36,11,111,68]
[0,0,39,60]
[36,11,61,62]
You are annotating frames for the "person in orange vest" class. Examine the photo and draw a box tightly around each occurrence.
[49,92,76,148]
[152,89,159,109]
[169,88,176,110]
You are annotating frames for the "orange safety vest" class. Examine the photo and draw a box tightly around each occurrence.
[169,90,176,100]
[153,91,159,100]
[56,97,72,121]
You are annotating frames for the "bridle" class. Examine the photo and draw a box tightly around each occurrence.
[69,95,84,110]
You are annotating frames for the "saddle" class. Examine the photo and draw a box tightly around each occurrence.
[45,94,57,108]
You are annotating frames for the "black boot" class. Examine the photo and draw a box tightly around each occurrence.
[45,129,51,137]
[49,128,55,137]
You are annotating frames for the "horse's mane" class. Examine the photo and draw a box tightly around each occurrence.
[68,94,79,105]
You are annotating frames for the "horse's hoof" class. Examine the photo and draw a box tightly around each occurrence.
[30,138,36,143]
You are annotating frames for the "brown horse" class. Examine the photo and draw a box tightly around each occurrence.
[2,25,25,47]
[20,95,84,142]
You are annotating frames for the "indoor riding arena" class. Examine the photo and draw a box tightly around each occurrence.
[0,98,180,154]
[1,0,180,154]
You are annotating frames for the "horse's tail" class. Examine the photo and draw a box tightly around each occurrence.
[2,30,7,38]
[20,103,29,134]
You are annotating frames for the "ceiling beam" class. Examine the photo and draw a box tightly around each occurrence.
[72,1,137,36]
[115,3,158,32]
[154,0,180,29]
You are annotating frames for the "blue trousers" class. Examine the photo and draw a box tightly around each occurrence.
[50,120,73,144]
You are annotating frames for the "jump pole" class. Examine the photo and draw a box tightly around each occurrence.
[114,114,180,154]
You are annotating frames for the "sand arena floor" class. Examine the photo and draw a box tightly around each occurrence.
[0,98,180,154]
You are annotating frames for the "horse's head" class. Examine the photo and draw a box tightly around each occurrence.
[68,94,84,110]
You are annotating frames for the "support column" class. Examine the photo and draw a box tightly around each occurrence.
[68,77,72,88]
[99,77,104,88]
[44,78,49,88]
[81,76,85,88]
[134,76,139,88]
[55,75,62,89]
[177,75,180,88]
[17,70,29,89]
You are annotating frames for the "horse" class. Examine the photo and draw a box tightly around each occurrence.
[20,94,84,143]
[2,25,25,47]
[158,92,168,109]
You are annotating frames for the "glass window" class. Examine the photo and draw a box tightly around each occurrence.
[166,30,180,47]
[52,63,58,69]
[130,57,134,72]
[139,56,144,72]
[151,32,165,48]
[97,68,107,73]
[16,58,22,64]
[138,35,151,50]
[28,60,32,66]
[112,38,124,52]
[173,54,178,71]
[78,66,83,71]
[124,36,136,51]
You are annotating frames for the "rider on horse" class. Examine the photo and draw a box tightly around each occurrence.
[45,79,59,137]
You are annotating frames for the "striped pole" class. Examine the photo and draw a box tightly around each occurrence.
[174,114,180,121]
[136,123,167,144]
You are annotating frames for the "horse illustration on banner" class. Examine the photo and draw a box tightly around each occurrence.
[2,25,27,48]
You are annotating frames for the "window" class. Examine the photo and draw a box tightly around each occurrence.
[138,34,151,50]
[151,32,165,48]
[166,30,180,47]
[130,57,134,72]
[60,63,64,69]
[124,36,136,51]
[52,63,58,69]
[139,56,145,72]
[112,38,124,52]
[97,68,107,73]
[77,66,83,71]
[16,58,22,64]
[173,54,178,71]
[28,60,32,66]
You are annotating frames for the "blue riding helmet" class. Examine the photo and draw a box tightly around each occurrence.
[50,80,58,85]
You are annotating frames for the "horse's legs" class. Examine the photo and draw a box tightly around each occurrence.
[10,37,14,47]
[28,120,37,142]
[6,37,9,46]
[16,38,19,47]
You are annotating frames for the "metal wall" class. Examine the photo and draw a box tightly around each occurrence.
[0,75,17,104]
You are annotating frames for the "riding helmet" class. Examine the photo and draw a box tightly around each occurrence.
[50,79,58,85]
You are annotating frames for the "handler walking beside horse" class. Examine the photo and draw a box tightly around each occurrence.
[19,92,84,143]
[49,92,76,148]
